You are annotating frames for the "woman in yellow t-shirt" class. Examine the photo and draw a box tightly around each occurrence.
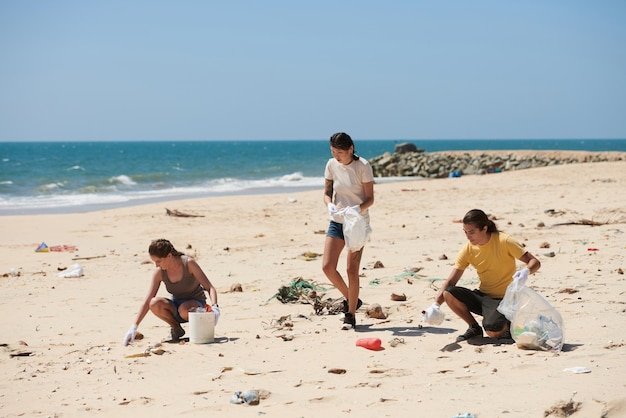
[426,209,541,342]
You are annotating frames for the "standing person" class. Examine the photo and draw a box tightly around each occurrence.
[122,239,220,345]
[322,132,375,330]
[422,209,541,342]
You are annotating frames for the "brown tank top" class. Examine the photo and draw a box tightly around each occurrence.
[160,255,206,301]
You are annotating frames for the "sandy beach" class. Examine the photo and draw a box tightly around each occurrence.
[1,160,625,418]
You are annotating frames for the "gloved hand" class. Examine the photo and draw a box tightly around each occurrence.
[123,324,137,346]
[327,203,338,217]
[212,304,221,325]
[422,302,445,325]
[512,268,530,287]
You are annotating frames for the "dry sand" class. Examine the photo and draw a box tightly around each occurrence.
[1,161,625,417]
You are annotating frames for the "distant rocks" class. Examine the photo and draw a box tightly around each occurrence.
[394,142,424,154]
[369,148,626,179]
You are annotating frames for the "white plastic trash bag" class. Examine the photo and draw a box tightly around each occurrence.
[497,277,564,351]
[58,263,84,278]
[342,208,371,252]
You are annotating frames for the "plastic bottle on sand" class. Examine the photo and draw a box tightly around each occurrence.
[356,338,382,350]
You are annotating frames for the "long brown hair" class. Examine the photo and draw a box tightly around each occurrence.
[148,239,184,258]
[462,209,498,233]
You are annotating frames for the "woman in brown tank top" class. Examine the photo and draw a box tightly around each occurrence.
[123,239,220,345]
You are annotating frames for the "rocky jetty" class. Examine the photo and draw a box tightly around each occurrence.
[369,148,626,179]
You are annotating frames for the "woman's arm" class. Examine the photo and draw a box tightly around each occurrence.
[519,251,541,274]
[358,181,374,212]
[323,179,333,205]
[133,270,161,327]
[435,268,464,305]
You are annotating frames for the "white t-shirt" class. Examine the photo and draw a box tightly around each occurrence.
[324,156,374,223]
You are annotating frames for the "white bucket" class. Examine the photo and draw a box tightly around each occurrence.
[188,311,215,343]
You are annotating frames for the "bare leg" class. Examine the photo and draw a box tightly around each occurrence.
[322,236,349,298]
[345,248,363,314]
[443,290,479,327]
[149,297,180,328]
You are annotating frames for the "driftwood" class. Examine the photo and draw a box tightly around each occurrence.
[551,219,605,227]
[165,208,205,218]
[72,255,107,261]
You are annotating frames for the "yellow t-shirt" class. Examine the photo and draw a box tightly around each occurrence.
[454,232,527,298]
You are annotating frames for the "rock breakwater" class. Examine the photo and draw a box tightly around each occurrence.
[369,149,626,178]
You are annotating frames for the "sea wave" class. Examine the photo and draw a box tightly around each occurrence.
[0,173,326,215]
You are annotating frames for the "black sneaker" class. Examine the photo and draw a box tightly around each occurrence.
[341,313,356,331]
[342,298,363,314]
[456,324,482,342]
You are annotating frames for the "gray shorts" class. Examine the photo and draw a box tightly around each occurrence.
[445,286,508,331]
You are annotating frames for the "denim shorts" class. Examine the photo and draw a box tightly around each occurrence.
[168,298,206,323]
[326,220,344,240]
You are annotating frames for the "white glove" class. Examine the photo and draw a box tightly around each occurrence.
[327,203,338,217]
[123,324,137,346]
[512,268,530,287]
[422,302,445,325]
[212,304,221,325]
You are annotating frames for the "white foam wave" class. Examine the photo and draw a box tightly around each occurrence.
[109,175,137,186]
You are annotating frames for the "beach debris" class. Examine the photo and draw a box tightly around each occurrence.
[440,342,463,352]
[49,245,76,252]
[373,260,384,268]
[57,263,84,278]
[72,254,106,261]
[328,368,346,374]
[388,337,405,347]
[390,293,406,301]
[618,268,624,275]
[314,297,345,315]
[356,337,382,350]
[544,398,582,417]
[230,282,243,292]
[540,242,551,248]
[264,315,294,331]
[230,389,260,405]
[9,350,34,358]
[563,366,591,374]
[269,277,326,306]
[165,208,205,218]
[366,303,387,319]
[35,242,49,252]
[543,252,556,257]
[299,251,322,261]
[545,209,566,217]
[557,288,579,294]
[451,414,477,418]
[438,254,448,260]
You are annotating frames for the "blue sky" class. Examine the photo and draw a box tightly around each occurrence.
[1,1,625,141]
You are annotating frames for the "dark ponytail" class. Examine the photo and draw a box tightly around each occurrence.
[330,132,359,161]
[148,238,184,258]
[462,209,498,233]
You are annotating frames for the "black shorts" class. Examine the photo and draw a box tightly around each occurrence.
[445,286,508,332]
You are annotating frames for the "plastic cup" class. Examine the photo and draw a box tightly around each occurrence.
[356,337,382,350]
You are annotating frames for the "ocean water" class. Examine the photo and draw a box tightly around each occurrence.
[1,139,624,215]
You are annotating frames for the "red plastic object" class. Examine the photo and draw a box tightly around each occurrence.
[356,338,382,350]
[587,248,599,251]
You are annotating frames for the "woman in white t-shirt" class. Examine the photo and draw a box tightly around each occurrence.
[322,132,375,330]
